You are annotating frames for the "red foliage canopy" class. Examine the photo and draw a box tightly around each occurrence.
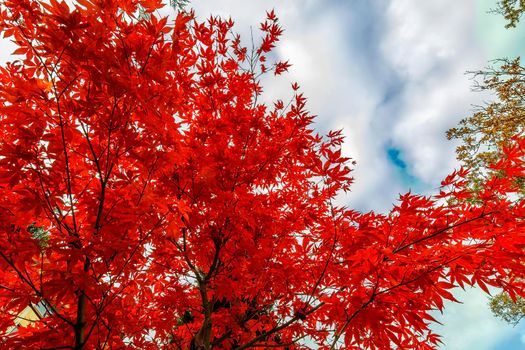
[0,1,525,349]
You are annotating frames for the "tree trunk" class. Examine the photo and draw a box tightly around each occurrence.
[74,291,86,350]
[193,281,212,350]
[74,258,90,349]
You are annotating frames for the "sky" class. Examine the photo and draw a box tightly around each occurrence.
[1,0,525,348]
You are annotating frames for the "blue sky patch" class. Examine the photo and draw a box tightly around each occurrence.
[387,147,407,169]
[386,147,423,189]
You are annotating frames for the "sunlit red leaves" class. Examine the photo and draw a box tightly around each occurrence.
[258,10,283,55]
[0,1,525,349]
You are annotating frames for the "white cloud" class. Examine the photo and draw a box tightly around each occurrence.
[380,0,488,185]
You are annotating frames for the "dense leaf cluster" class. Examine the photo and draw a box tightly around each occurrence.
[1,1,525,349]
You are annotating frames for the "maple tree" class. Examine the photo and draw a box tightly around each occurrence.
[1,1,525,349]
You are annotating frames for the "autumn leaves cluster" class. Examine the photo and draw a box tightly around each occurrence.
[0,1,524,349]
